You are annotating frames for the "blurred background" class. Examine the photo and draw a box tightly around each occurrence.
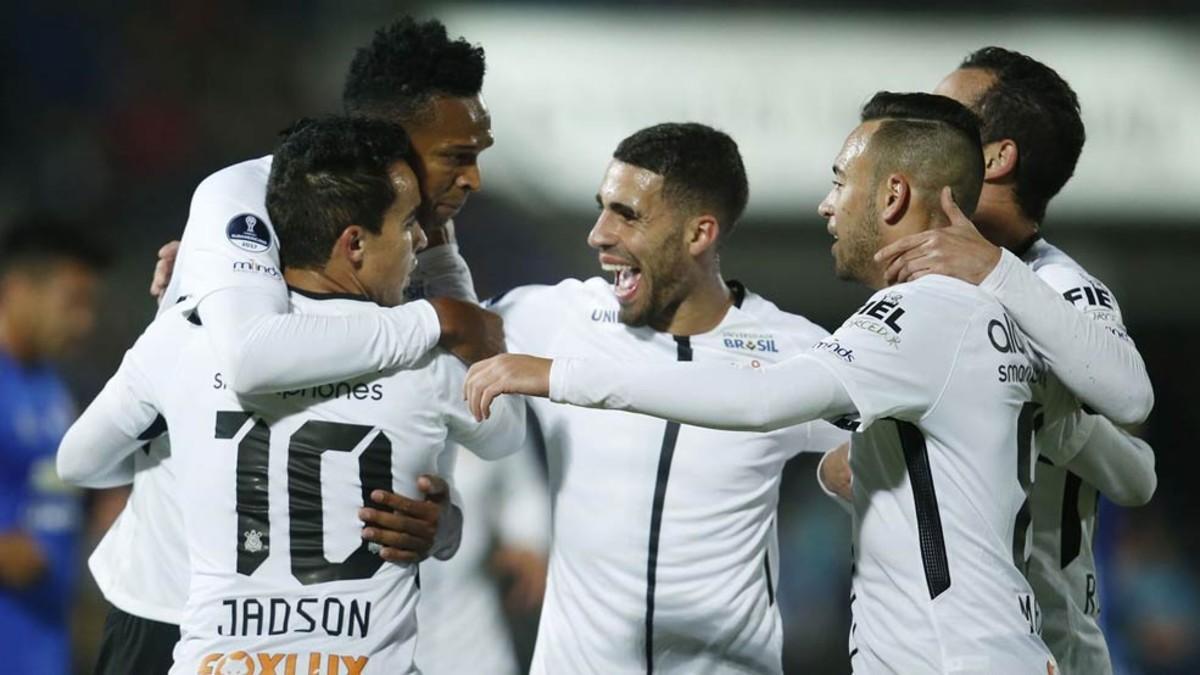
[1,1,1197,673]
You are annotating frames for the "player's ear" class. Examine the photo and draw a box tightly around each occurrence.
[983,139,1018,182]
[338,225,367,266]
[686,214,721,258]
[881,174,910,225]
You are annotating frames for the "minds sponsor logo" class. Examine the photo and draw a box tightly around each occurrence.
[813,338,854,362]
[232,260,281,279]
[197,650,368,675]
[226,213,273,253]
[722,331,779,354]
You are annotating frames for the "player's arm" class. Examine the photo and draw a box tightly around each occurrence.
[57,324,167,488]
[168,173,500,395]
[447,357,529,459]
[465,352,852,432]
[467,285,964,435]
[1038,412,1157,507]
[875,188,1153,425]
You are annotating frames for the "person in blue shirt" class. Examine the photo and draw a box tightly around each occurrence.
[0,216,108,674]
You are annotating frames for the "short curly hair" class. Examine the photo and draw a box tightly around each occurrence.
[959,47,1085,224]
[342,17,486,124]
[613,123,749,242]
[266,116,414,270]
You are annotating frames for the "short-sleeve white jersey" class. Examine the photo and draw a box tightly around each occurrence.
[70,292,524,674]
[801,275,1072,674]
[491,277,848,674]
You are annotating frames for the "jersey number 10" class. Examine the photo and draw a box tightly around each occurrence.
[215,411,392,585]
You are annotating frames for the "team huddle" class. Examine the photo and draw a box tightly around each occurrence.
[56,15,1155,675]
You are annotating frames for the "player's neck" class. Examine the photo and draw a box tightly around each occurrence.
[283,267,369,301]
[974,194,1040,254]
[663,270,733,336]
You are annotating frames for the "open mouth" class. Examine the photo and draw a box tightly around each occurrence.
[602,262,642,304]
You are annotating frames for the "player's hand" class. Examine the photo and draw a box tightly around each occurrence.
[358,474,449,563]
[873,187,1002,286]
[818,443,853,501]
[491,545,548,612]
[464,354,552,421]
[149,240,181,300]
[430,297,507,364]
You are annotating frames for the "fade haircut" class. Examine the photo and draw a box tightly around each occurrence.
[342,17,486,124]
[613,123,749,241]
[860,91,985,218]
[266,116,414,270]
[0,214,111,277]
[959,47,1085,223]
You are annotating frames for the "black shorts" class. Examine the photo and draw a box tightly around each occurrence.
[94,605,180,675]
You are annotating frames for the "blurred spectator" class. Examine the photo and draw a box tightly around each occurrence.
[0,215,109,674]
[1113,510,1200,674]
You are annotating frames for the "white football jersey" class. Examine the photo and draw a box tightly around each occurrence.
[1023,238,1133,675]
[159,156,282,311]
[85,293,524,675]
[90,152,472,627]
[803,275,1073,674]
[414,448,550,675]
[491,277,848,674]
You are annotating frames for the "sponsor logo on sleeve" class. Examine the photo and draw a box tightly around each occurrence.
[226,213,273,253]
[813,338,855,362]
[231,260,281,279]
[847,293,904,348]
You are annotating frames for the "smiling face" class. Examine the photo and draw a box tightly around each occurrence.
[405,94,494,228]
[818,122,884,286]
[356,162,426,307]
[589,160,693,329]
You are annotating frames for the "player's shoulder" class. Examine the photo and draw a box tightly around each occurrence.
[191,155,273,203]
[132,303,205,367]
[841,275,997,346]
[876,274,994,316]
[736,284,830,345]
[1024,238,1106,290]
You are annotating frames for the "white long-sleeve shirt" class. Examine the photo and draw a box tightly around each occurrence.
[549,275,1075,674]
[979,242,1153,425]
[1014,238,1157,675]
[77,154,479,624]
[160,155,443,395]
[59,295,525,674]
[492,277,849,674]
[75,152,475,624]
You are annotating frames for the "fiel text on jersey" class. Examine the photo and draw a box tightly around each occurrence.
[849,293,904,348]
